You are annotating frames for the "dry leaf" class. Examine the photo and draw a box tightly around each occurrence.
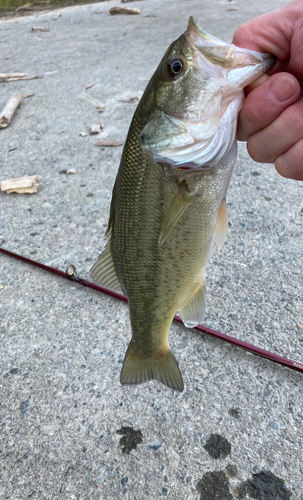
[95,140,123,147]
[109,7,140,15]
[80,94,106,110]
[31,27,50,32]
[85,82,95,90]
[67,169,77,175]
[80,132,88,137]
[0,93,21,129]
[15,3,32,11]
[23,93,34,99]
[0,73,38,82]
[0,176,40,194]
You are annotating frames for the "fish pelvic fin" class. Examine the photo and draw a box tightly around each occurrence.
[120,341,184,392]
[90,240,122,293]
[179,280,206,328]
[159,186,194,247]
[214,197,228,250]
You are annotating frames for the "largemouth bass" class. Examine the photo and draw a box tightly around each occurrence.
[91,18,275,392]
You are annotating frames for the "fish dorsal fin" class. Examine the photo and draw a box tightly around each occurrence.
[159,186,194,247]
[120,340,184,392]
[179,280,206,328]
[90,240,122,293]
[214,198,228,250]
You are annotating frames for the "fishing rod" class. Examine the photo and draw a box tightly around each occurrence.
[1,246,303,375]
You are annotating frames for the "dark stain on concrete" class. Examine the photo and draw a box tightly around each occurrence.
[197,470,233,500]
[236,470,292,499]
[228,407,241,419]
[116,426,143,454]
[225,464,238,478]
[204,434,231,459]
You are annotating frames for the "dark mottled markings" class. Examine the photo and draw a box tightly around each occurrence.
[237,470,292,499]
[204,434,231,459]
[116,426,143,454]
[196,471,233,500]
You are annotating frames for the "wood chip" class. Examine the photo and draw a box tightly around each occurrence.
[95,140,123,147]
[54,14,62,20]
[31,27,50,32]
[0,284,3,291]
[80,132,88,137]
[80,94,106,110]
[67,169,77,175]
[23,93,34,99]
[122,0,144,2]
[85,82,95,90]
[118,91,142,103]
[109,7,140,15]
[0,176,40,194]
[90,123,102,135]
[0,93,21,129]
[0,73,38,82]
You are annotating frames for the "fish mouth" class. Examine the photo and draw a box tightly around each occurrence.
[186,16,275,73]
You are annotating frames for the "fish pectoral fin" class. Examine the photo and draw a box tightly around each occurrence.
[179,281,206,328]
[90,240,122,293]
[159,187,194,247]
[214,197,228,250]
[120,341,184,392]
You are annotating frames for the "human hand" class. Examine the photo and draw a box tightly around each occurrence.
[233,0,303,180]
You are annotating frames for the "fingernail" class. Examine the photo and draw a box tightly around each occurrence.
[269,77,297,103]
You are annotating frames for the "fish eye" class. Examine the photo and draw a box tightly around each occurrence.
[167,57,184,78]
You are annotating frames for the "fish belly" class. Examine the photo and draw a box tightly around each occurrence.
[112,146,234,354]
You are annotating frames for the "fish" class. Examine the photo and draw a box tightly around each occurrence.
[91,17,275,392]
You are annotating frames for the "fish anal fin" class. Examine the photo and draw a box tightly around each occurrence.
[120,341,184,392]
[179,280,206,328]
[159,187,194,247]
[214,197,228,250]
[90,240,122,293]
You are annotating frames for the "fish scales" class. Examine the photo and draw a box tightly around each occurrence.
[91,17,275,391]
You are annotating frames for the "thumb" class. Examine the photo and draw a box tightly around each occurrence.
[237,72,300,142]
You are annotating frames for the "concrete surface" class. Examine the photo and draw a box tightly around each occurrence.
[1,0,303,498]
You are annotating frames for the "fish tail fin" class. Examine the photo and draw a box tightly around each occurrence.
[120,341,184,392]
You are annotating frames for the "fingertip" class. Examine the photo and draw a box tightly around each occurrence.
[237,73,300,142]
[268,73,300,103]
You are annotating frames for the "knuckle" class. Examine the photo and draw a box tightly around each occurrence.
[247,135,269,163]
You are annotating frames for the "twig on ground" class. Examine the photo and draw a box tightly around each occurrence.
[0,93,21,129]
